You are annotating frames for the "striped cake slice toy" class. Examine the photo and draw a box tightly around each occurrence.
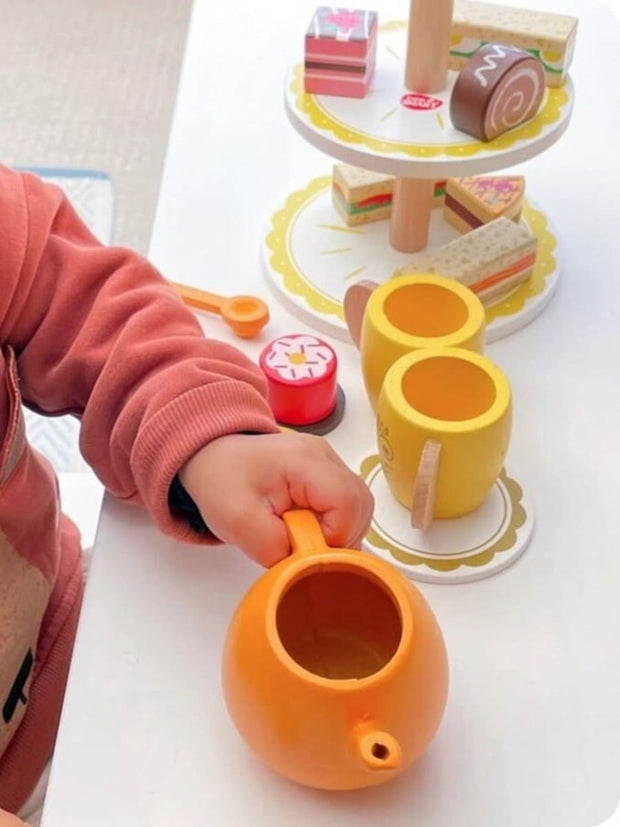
[444,175,525,234]
[394,216,537,304]
[304,8,378,98]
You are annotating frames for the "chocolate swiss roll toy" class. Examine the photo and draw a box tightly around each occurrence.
[450,44,545,142]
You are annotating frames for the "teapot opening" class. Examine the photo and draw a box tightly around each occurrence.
[275,567,402,680]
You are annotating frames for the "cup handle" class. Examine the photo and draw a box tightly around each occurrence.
[283,510,331,558]
[411,440,442,532]
[343,280,379,349]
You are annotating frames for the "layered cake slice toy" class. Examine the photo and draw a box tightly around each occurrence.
[332,164,445,227]
[395,216,538,304]
[450,0,578,88]
[450,43,545,142]
[304,8,378,98]
[444,175,525,233]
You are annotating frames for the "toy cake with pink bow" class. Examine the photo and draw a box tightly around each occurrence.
[304,7,378,98]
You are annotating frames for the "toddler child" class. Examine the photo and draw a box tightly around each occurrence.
[0,165,373,824]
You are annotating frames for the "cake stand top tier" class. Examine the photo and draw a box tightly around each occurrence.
[285,21,574,180]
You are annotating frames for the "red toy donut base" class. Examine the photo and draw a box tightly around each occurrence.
[259,334,338,426]
[278,385,346,436]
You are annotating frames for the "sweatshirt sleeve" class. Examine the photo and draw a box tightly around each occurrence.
[0,166,279,543]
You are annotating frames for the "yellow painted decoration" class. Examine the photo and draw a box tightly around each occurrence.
[265,175,345,321]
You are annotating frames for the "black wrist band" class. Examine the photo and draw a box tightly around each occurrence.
[168,474,209,535]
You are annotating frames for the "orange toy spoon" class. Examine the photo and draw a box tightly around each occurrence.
[169,281,270,339]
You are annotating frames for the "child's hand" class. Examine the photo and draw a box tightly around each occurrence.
[178,432,374,567]
[0,809,31,826]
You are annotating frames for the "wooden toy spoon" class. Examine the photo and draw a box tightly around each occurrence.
[169,281,269,338]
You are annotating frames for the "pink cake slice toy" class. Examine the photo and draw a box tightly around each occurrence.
[304,7,378,98]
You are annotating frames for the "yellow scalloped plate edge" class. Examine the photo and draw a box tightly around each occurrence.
[264,176,557,327]
[360,455,527,573]
[265,175,345,321]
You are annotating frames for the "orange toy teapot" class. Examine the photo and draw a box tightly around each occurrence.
[222,510,449,790]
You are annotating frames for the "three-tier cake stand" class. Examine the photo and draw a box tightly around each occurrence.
[261,1,575,582]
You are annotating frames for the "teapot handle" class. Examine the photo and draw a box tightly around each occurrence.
[283,510,331,558]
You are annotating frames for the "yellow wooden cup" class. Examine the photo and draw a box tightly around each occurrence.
[377,347,512,519]
[360,274,486,410]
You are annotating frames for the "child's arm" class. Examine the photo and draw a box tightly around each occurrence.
[0,167,372,561]
[0,167,278,544]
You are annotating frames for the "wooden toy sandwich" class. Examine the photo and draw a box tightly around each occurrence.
[395,216,537,304]
[332,164,445,227]
[449,0,578,88]
[450,43,545,142]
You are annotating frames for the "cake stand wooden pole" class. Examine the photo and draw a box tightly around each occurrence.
[405,0,454,93]
[392,0,454,252]
[389,177,435,253]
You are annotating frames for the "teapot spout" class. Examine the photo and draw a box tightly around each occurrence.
[357,730,402,772]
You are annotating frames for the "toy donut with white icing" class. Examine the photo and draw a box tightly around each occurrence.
[450,43,545,142]
[259,334,344,432]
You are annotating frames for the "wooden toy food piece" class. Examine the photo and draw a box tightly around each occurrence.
[450,43,545,142]
[169,282,269,338]
[433,179,447,208]
[395,216,537,305]
[449,0,578,88]
[405,0,454,93]
[411,440,442,531]
[444,175,525,234]
[343,279,378,348]
[333,164,446,227]
[259,334,345,434]
[333,165,394,226]
[304,7,378,98]
[222,508,449,790]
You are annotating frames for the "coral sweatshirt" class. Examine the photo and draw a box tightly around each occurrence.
[0,165,278,811]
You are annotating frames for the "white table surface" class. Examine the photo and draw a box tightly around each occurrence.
[41,1,620,825]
